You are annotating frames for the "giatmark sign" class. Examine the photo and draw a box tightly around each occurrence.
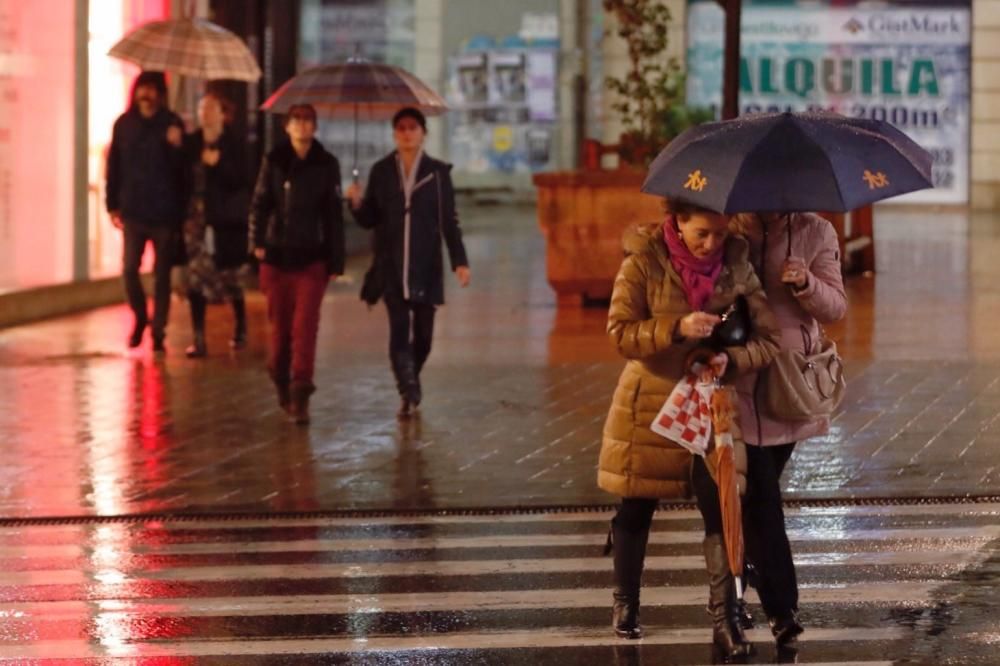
[686,1,970,204]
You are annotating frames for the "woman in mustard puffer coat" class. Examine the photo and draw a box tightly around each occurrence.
[598,199,780,656]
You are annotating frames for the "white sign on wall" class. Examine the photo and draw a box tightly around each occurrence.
[686,2,971,204]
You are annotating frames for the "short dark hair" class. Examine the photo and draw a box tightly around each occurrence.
[284,104,317,126]
[130,71,167,107]
[392,106,427,132]
[663,198,717,222]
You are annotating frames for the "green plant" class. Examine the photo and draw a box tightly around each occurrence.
[603,0,711,164]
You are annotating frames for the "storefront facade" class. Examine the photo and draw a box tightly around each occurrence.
[0,0,994,302]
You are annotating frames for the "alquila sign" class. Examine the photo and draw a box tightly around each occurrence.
[686,2,970,204]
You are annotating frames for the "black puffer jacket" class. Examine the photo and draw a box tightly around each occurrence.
[106,107,186,226]
[351,151,468,305]
[249,140,345,274]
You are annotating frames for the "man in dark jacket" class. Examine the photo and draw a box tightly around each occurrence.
[106,71,186,352]
[250,104,345,424]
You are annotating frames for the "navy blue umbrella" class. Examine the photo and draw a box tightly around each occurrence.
[641,112,933,214]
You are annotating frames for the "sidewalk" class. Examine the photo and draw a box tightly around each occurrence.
[1,204,998,518]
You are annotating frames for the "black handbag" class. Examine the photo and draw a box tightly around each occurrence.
[359,259,384,306]
[709,294,751,349]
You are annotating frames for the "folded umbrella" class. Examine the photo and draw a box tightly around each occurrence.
[642,111,933,213]
[709,384,745,601]
[108,18,261,82]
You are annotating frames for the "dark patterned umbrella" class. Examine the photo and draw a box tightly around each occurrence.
[261,58,449,179]
[641,111,933,213]
[108,18,260,82]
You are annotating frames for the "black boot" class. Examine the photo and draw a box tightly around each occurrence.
[607,518,649,640]
[128,318,147,348]
[391,351,421,417]
[185,292,207,358]
[230,295,247,350]
[288,381,314,425]
[704,534,754,659]
[769,611,804,647]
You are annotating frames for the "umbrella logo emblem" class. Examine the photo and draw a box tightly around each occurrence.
[684,170,708,192]
[862,170,890,190]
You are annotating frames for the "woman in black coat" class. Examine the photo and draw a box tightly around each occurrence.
[182,93,250,357]
[346,107,470,417]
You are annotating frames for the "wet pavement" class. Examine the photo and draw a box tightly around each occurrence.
[2,204,1000,518]
[2,203,1000,661]
[0,500,995,663]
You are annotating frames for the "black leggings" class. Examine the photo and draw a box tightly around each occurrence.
[614,458,727,540]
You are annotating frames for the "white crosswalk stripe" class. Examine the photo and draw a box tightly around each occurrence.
[0,501,993,663]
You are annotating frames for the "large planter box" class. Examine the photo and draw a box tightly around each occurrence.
[533,169,663,304]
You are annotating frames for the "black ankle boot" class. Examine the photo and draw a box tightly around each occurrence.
[230,296,247,350]
[737,566,754,629]
[185,293,207,358]
[391,351,421,411]
[128,320,147,348]
[185,332,206,358]
[607,518,649,640]
[770,611,804,646]
[704,534,754,659]
[288,381,314,425]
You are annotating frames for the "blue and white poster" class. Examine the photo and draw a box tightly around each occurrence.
[686,1,971,204]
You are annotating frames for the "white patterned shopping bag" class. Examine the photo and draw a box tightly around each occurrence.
[650,376,715,456]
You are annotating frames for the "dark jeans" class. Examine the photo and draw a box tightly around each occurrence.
[123,222,176,340]
[743,442,798,618]
[384,291,436,380]
[260,262,328,388]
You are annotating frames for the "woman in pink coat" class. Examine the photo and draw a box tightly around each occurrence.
[730,211,847,647]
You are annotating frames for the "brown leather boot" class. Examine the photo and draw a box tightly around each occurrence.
[288,382,314,425]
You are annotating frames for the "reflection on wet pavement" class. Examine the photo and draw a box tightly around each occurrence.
[2,203,1000,659]
[1,205,1000,518]
[0,501,995,663]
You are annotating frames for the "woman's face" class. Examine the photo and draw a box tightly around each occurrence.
[393,117,425,151]
[198,96,224,128]
[285,112,317,142]
[677,211,730,258]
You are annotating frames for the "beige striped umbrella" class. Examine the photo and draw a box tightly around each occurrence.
[108,18,261,82]
[261,58,449,179]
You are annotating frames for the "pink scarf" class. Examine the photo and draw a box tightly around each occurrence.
[663,216,725,311]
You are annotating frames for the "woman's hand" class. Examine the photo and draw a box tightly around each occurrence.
[345,182,363,209]
[201,148,221,166]
[253,248,265,261]
[781,256,809,289]
[679,312,721,339]
[686,348,729,382]
[166,125,183,148]
[455,265,471,288]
